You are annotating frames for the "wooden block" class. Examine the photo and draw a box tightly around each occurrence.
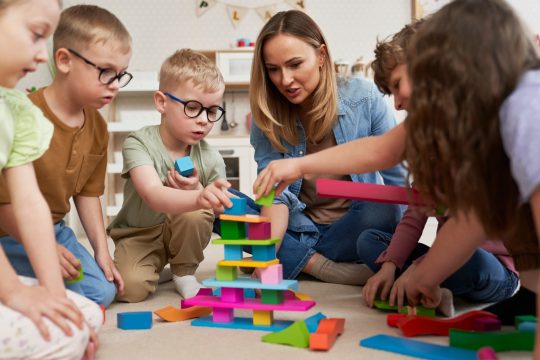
[260,264,283,284]
[518,321,536,332]
[449,329,534,352]
[193,316,292,331]
[292,290,313,301]
[212,238,279,246]
[262,320,310,348]
[472,317,501,332]
[224,197,247,215]
[253,310,274,326]
[117,311,152,330]
[224,245,243,260]
[305,312,327,333]
[154,305,211,322]
[215,264,237,281]
[203,277,298,291]
[218,258,279,268]
[213,307,234,323]
[174,156,194,177]
[252,244,276,261]
[220,220,246,240]
[255,188,275,207]
[515,315,537,326]
[221,287,244,303]
[309,318,345,351]
[183,295,316,312]
[248,222,271,240]
[373,299,435,317]
[219,214,270,223]
[67,264,84,284]
[476,347,498,360]
[261,289,284,305]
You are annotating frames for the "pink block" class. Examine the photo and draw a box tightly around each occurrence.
[213,307,234,323]
[221,287,244,303]
[181,288,213,309]
[472,317,501,332]
[183,295,316,311]
[477,346,498,360]
[260,264,283,284]
[248,222,271,240]
[284,290,296,300]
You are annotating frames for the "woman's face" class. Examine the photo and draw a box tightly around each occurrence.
[262,33,325,106]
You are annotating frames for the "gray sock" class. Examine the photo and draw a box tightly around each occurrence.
[305,254,374,285]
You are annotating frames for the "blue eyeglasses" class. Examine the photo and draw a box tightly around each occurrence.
[164,92,225,123]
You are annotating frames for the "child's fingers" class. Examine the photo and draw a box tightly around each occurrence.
[380,282,392,302]
[28,313,51,341]
[55,298,84,329]
[42,306,73,337]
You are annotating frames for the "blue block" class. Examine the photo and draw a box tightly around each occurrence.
[252,244,276,261]
[224,245,243,260]
[305,312,327,333]
[203,277,298,291]
[117,311,152,330]
[192,316,292,331]
[518,321,537,332]
[174,156,194,177]
[360,334,477,360]
[224,197,247,215]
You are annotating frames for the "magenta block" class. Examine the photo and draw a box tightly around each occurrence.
[472,317,502,332]
[181,287,212,308]
[213,307,234,323]
[476,346,498,360]
[221,287,244,303]
[260,264,283,284]
[248,222,271,240]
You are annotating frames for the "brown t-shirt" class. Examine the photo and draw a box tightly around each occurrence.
[299,132,351,224]
[0,88,108,233]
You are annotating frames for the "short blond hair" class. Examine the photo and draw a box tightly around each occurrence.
[53,5,131,54]
[159,49,224,93]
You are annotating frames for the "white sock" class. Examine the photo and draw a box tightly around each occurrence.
[437,288,455,317]
[173,275,203,299]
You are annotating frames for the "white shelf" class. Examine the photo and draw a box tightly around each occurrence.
[108,120,160,132]
[107,163,123,174]
[106,205,121,217]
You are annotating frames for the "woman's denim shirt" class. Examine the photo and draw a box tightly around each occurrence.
[250,77,406,233]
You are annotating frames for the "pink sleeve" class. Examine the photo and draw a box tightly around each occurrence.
[375,207,429,269]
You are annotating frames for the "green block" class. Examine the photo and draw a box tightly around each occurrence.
[212,238,280,246]
[261,320,309,348]
[220,220,246,239]
[67,264,84,284]
[515,315,537,326]
[255,188,275,207]
[450,329,534,352]
[261,289,284,304]
[373,299,435,317]
[215,264,237,281]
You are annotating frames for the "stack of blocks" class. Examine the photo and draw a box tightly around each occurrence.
[182,197,316,331]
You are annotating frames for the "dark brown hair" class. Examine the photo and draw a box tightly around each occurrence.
[405,0,540,242]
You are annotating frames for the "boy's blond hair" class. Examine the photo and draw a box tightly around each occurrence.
[371,20,423,95]
[53,5,131,54]
[159,49,224,93]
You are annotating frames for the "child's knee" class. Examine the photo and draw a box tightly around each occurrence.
[117,269,157,303]
[97,280,117,308]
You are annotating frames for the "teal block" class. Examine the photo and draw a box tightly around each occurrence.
[252,244,275,261]
[224,245,242,260]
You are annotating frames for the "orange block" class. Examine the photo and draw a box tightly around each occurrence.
[309,318,345,351]
[154,305,211,322]
[219,214,270,223]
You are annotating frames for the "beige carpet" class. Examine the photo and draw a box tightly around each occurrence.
[92,240,532,360]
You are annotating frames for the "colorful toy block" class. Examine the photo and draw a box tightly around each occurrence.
[449,329,534,352]
[373,299,435,317]
[174,156,194,177]
[193,316,292,331]
[203,277,298,291]
[397,310,498,337]
[477,347,498,360]
[218,258,279,268]
[309,318,345,351]
[183,295,315,312]
[360,334,477,360]
[212,238,279,246]
[220,220,246,239]
[224,245,243,260]
[154,305,211,322]
[386,313,408,327]
[67,264,84,284]
[253,310,273,326]
[260,264,283,284]
[518,321,536,332]
[248,222,271,240]
[213,287,256,298]
[305,312,327,333]
[117,311,152,330]
[224,197,247,215]
[472,316,502,332]
[221,287,244,303]
[261,289,284,304]
[255,188,275,207]
[216,264,238,281]
[262,320,310,348]
[316,178,425,206]
[292,290,313,301]
[252,244,276,261]
[219,214,270,223]
[213,307,234,323]
[515,315,537,326]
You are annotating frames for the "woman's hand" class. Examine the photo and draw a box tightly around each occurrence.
[253,158,303,199]
[361,262,395,307]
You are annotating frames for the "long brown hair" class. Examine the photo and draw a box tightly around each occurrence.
[405,0,540,242]
[250,10,338,152]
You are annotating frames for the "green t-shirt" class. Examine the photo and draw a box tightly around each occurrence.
[0,87,53,170]
[108,125,226,229]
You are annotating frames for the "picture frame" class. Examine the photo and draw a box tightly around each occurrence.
[411,0,451,20]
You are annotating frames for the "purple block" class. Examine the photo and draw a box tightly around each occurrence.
[221,287,244,303]
[472,317,502,332]
[213,307,234,323]
[248,222,271,240]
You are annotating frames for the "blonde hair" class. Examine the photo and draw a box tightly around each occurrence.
[53,5,131,54]
[250,10,337,152]
[159,49,224,93]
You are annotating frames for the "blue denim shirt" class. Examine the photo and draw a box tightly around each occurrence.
[250,77,407,233]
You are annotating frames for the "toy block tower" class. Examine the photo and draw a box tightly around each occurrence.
[183,197,316,331]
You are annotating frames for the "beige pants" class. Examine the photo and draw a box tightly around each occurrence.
[110,210,214,303]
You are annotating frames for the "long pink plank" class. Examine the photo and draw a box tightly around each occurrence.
[316,179,425,206]
[183,295,316,312]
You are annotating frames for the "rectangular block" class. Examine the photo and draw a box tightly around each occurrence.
[224,245,243,260]
[220,220,246,240]
[212,238,279,246]
[183,295,316,312]
[219,214,270,223]
[213,307,234,323]
[174,156,194,177]
[221,287,244,303]
[216,264,238,281]
[218,258,279,268]
[248,222,271,240]
[253,310,274,326]
[117,311,152,330]
[203,277,298,291]
[261,289,284,305]
[252,245,276,261]
[260,264,283,284]
[192,316,292,331]
[224,197,247,215]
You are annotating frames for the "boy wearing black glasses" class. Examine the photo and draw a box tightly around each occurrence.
[107,49,232,302]
[0,5,131,307]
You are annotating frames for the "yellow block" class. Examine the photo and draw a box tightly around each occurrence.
[253,310,274,326]
[292,290,313,301]
[218,257,279,268]
[219,214,270,223]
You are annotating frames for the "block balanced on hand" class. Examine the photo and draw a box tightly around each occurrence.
[174,156,194,177]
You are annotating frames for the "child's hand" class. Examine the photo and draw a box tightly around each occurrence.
[196,179,233,212]
[2,282,83,341]
[165,167,201,191]
[253,158,303,199]
[404,273,442,310]
[362,262,395,307]
[389,263,417,310]
[56,244,81,280]
[95,251,125,296]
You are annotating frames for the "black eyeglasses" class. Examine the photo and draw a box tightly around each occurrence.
[164,92,225,123]
[68,48,133,88]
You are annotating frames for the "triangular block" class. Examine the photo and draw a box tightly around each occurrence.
[262,320,310,348]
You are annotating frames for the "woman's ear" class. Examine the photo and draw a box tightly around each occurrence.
[318,44,327,67]
[55,48,71,75]
[154,91,167,114]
